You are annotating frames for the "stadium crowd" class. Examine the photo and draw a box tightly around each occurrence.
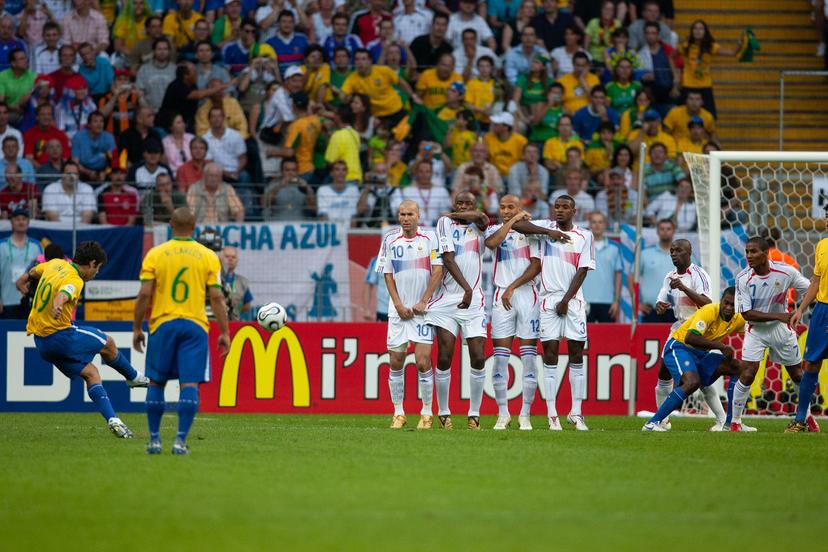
[0,0,739,228]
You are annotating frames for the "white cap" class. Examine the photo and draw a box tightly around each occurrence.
[490,112,514,127]
[284,66,304,79]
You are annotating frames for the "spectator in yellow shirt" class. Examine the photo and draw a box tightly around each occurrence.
[303,44,332,105]
[483,112,528,177]
[162,0,203,49]
[663,90,717,143]
[542,114,584,172]
[619,87,652,139]
[266,92,321,178]
[445,110,477,167]
[342,48,420,125]
[628,109,677,163]
[676,116,707,158]
[325,104,363,183]
[557,52,600,113]
[416,53,463,110]
[676,20,737,118]
[465,56,496,124]
[195,82,250,139]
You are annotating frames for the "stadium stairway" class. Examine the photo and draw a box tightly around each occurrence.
[674,0,828,151]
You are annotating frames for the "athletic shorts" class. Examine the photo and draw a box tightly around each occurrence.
[425,292,487,339]
[804,301,828,363]
[662,338,723,387]
[146,319,210,384]
[539,294,587,342]
[491,285,539,340]
[386,314,432,351]
[34,325,107,378]
[741,321,801,366]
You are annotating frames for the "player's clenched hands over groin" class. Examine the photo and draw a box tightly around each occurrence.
[555,300,569,317]
[412,300,428,316]
[501,286,516,310]
[458,289,472,309]
[394,302,414,320]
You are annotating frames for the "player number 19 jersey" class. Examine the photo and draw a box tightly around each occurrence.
[485,225,541,289]
[533,220,596,299]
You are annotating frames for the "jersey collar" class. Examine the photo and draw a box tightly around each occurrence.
[69,262,82,278]
[172,237,195,241]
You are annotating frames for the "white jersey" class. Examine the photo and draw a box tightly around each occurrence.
[735,261,809,327]
[656,263,712,330]
[377,227,442,311]
[534,220,596,299]
[485,224,541,289]
[435,216,485,297]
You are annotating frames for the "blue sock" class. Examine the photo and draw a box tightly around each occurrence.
[105,351,138,381]
[87,384,116,421]
[176,387,199,443]
[146,385,165,441]
[648,388,688,424]
[725,377,736,425]
[796,371,819,423]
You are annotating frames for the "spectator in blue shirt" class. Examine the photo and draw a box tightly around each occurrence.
[364,255,390,322]
[572,84,619,143]
[266,10,309,75]
[77,42,114,99]
[0,135,34,187]
[635,218,677,323]
[503,25,547,86]
[583,211,623,322]
[71,111,117,184]
[322,12,363,62]
[0,16,25,72]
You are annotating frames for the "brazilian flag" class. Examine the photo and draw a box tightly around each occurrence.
[392,104,450,145]
[737,27,761,62]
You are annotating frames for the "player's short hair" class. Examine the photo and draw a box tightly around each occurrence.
[722,286,736,298]
[73,241,107,267]
[44,243,64,261]
[747,236,770,251]
[554,194,576,207]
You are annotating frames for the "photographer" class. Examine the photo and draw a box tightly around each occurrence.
[262,157,316,221]
[196,228,233,321]
[1,209,42,319]
[220,246,253,321]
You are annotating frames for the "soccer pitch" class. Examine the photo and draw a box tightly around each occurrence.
[1,414,825,551]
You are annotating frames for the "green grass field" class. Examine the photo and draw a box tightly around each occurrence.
[1,413,825,551]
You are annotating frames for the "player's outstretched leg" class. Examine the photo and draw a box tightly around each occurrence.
[566,340,589,431]
[787,362,821,433]
[782,362,820,432]
[466,336,486,430]
[99,334,148,387]
[518,344,538,430]
[80,364,133,438]
[491,344,511,430]
[730,362,759,432]
[387,350,407,429]
[541,339,561,431]
[644,372,700,432]
[655,362,674,428]
[700,386,727,431]
[414,343,434,429]
[172,384,199,455]
[146,382,165,453]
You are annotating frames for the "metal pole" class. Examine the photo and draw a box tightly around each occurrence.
[778,70,785,151]
[628,142,647,417]
[71,173,77,254]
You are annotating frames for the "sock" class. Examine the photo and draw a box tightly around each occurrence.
[648,388,688,424]
[655,378,673,408]
[568,363,585,416]
[418,369,433,416]
[730,381,751,424]
[796,371,819,423]
[176,386,199,443]
[87,383,116,421]
[520,347,538,416]
[436,369,451,416]
[468,367,486,417]
[543,363,558,418]
[146,385,165,441]
[492,347,510,416]
[389,368,405,416]
[725,377,736,425]
[105,351,138,381]
[701,386,726,423]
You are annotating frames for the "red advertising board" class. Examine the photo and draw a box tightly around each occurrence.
[202,322,673,415]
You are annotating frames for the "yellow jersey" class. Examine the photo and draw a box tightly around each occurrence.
[542,136,584,164]
[484,132,528,176]
[681,42,720,89]
[304,63,332,103]
[447,128,477,167]
[162,11,204,48]
[663,105,715,141]
[139,237,222,334]
[814,238,828,303]
[284,115,322,175]
[465,78,494,122]
[324,127,363,182]
[627,129,677,162]
[676,136,705,156]
[26,259,85,337]
[671,303,745,345]
[558,72,600,113]
[416,68,464,110]
[341,66,402,118]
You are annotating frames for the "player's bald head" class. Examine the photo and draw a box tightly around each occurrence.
[398,199,420,214]
[501,194,520,204]
[171,207,196,234]
[673,239,691,252]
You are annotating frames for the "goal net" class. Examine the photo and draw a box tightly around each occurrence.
[683,151,828,418]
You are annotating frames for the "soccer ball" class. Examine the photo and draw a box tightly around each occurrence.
[257,302,287,331]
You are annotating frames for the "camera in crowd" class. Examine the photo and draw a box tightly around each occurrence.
[197,228,234,319]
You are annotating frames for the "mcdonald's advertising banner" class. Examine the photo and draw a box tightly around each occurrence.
[0,320,682,414]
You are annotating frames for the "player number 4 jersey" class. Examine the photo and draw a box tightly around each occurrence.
[377,227,441,312]
[657,263,712,329]
[485,225,541,290]
[533,220,596,299]
[735,261,809,326]
[436,216,485,297]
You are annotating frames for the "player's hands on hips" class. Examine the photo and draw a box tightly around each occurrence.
[217,332,230,357]
[547,229,571,243]
[133,329,145,353]
[501,287,514,310]
[458,289,472,309]
[395,302,413,320]
[412,300,428,315]
[555,300,568,317]
[655,301,670,315]
[721,345,735,360]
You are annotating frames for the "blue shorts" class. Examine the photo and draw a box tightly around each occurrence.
[34,325,107,379]
[804,302,828,363]
[146,319,210,384]
[662,338,724,388]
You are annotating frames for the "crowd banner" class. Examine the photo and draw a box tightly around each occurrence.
[152,222,351,322]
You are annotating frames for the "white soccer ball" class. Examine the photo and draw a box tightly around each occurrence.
[257,302,287,331]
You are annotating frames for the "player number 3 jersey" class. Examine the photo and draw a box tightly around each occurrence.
[485,225,541,290]
[26,259,85,337]
[534,220,596,299]
[436,216,485,297]
[377,228,441,312]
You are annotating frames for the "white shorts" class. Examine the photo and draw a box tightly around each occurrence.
[491,286,539,340]
[425,292,487,339]
[539,295,587,342]
[386,314,433,352]
[741,322,801,366]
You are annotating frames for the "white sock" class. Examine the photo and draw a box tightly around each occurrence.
[468,367,486,417]
[389,369,405,416]
[436,368,451,416]
[520,347,537,416]
[655,378,673,408]
[418,369,433,416]
[731,381,751,424]
[543,363,558,418]
[701,385,725,423]
[568,363,585,416]
[492,347,510,416]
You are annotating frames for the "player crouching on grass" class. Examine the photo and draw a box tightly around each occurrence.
[23,241,148,438]
[377,200,444,429]
[643,287,745,431]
